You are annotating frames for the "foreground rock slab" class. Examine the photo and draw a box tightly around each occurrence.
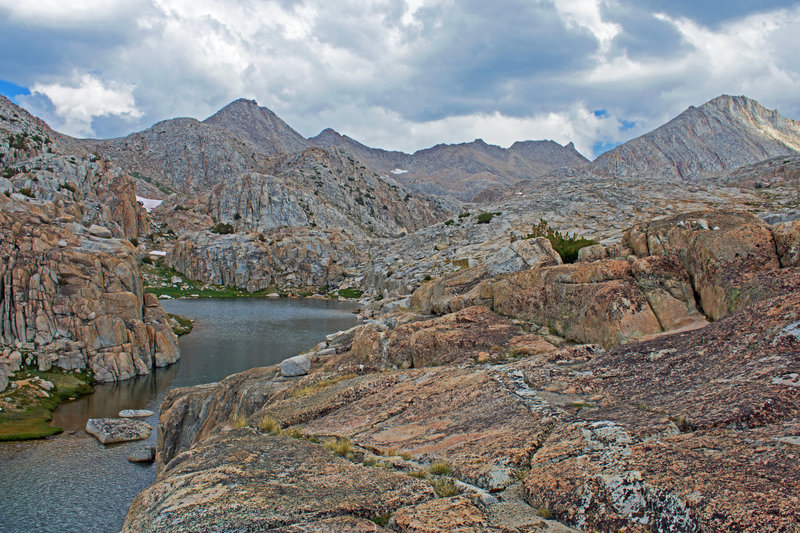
[123,429,435,532]
[85,418,152,444]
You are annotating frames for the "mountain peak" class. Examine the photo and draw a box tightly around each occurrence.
[203,98,308,155]
[591,93,800,179]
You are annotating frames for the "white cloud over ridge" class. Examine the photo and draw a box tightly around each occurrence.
[29,74,142,137]
[1,0,800,157]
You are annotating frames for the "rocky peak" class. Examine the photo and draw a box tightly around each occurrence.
[203,98,309,155]
[591,94,800,180]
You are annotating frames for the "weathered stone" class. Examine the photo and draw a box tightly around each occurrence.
[85,418,152,444]
[392,496,488,532]
[577,243,608,262]
[281,354,311,377]
[772,219,800,267]
[119,409,154,418]
[486,237,562,276]
[128,446,156,463]
[0,199,180,382]
[488,259,663,348]
[88,224,113,238]
[384,306,555,368]
[625,210,781,319]
[123,430,435,532]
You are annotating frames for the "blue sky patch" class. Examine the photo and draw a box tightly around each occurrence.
[593,140,622,156]
[0,80,30,101]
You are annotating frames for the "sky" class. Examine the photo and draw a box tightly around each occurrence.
[2,0,800,159]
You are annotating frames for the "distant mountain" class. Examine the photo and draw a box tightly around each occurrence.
[592,95,800,180]
[203,98,309,155]
[90,117,269,194]
[309,129,589,202]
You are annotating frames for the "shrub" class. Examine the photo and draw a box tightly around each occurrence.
[232,413,248,428]
[444,219,454,226]
[285,427,303,439]
[210,222,235,234]
[371,513,392,527]
[458,211,470,218]
[257,414,281,435]
[431,478,458,497]
[325,437,352,457]
[535,507,553,519]
[476,212,493,224]
[2,167,19,179]
[526,218,598,263]
[19,187,34,198]
[337,287,363,299]
[429,461,451,475]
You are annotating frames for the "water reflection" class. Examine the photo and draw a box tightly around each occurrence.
[52,363,180,432]
[0,298,359,533]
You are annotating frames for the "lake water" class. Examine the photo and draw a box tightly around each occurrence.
[0,298,359,533]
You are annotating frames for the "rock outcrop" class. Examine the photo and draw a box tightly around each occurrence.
[591,95,800,180]
[131,283,800,531]
[624,209,781,320]
[0,196,179,382]
[167,227,366,291]
[204,147,444,238]
[202,98,310,155]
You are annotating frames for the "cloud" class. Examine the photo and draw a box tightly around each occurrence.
[1,0,799,154]
[25,74,142,137]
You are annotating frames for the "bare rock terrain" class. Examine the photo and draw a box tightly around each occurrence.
[125,208,800,532]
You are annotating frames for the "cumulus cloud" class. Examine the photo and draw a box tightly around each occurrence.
[1,0,799,154]
[26,74,142,137]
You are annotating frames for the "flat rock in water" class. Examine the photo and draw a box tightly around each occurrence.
[128,447,156,463]
[86,418,152,444]
[119,409,154,418]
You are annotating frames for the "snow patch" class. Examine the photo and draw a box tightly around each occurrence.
[149,250,167,257]
[390,168,408,175]
[136,196,163,212]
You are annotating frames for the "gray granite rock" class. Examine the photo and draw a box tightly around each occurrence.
[85,418,152,444]
[280,354,310,377]
[119,409,155,418]
[128,447,156,463]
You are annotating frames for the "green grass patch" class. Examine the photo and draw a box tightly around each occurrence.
[371,513,392,527]
[0,368,94,441]
[168,313,193,336]
[337,287,363,299]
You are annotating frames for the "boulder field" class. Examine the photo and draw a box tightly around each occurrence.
[124,210,800,532]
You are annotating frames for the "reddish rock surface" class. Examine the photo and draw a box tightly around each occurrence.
[625,210,781,319]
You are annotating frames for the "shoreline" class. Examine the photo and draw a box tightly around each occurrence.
[0,367,94,441]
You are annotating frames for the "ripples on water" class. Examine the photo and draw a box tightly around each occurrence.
[0,298,359,533]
